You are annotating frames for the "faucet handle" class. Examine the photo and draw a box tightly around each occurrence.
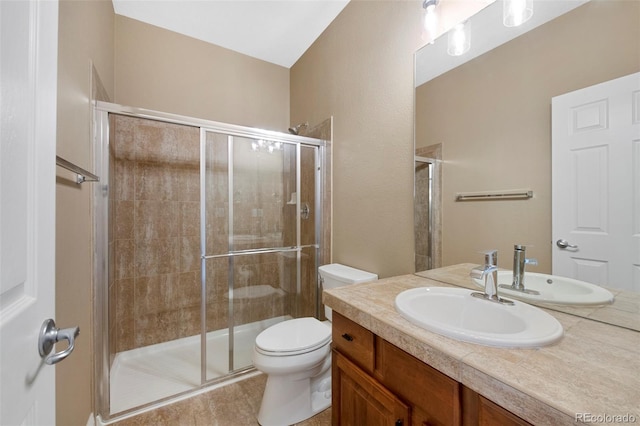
[469,264,497,279]
[480,249,498,266]
[470,268,484,280]
[525,258,538,266]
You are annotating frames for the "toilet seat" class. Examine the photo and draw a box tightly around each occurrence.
[255,317,331,356]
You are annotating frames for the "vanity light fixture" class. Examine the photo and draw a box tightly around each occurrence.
[503,0,533,27]
[422,0,439,44]
[447,20,471,56]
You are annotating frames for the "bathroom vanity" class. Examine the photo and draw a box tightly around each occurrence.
[324,269,640,425]
[332,311,529,425]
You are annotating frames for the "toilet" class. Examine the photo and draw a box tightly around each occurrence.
[252,263,378,426]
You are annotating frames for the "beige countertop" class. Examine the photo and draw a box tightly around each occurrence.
[323,267,640,425]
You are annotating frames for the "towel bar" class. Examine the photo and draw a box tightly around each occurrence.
[56,156,99,184]
[455,190,533,201]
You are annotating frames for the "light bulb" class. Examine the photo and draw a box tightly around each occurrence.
[423,2,438,44]
[503,0,533,27]
[447,21,470,56]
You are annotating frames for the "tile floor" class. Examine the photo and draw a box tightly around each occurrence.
[112,373,331,426]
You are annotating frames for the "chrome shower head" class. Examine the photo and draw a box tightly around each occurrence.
[288,122,308,135]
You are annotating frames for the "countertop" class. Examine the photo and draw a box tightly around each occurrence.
[323,266,640,425]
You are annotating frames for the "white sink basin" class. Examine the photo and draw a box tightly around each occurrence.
[472,271,614,306]
[395,287,563,348]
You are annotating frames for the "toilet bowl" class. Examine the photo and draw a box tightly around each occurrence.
[253,263,377,426]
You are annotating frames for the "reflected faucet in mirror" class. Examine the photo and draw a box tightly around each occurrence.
[500,244,539,295]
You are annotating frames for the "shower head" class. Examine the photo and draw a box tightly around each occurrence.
[288,122,308,135]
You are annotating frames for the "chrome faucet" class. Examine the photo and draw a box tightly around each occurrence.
[470,250,514,305]
[499,245,540,295]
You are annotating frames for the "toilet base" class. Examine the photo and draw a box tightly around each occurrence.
[257,362,332,426]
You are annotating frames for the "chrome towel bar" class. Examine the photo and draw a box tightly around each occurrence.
[56,155,99,184]
[455,190,533,201]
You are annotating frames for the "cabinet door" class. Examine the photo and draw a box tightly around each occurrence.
[478,396,531,426]
[333,350,410,426]
[376,339,461,426]
[462,386,531,426]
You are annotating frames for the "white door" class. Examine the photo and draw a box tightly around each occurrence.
[1,1,59,424]
[552,72,640,292]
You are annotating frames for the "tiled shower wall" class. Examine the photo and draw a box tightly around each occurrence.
[110,115,318,355]
[111,115,201,352]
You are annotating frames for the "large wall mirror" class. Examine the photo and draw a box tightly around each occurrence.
[414,0,639,330]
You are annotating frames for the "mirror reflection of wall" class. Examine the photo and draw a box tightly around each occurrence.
[415,0,639,275]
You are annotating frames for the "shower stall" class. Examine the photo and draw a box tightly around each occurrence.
[414,155,440,272]
[93,103,327,421]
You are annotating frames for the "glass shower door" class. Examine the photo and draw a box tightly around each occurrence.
[202,131,307,381]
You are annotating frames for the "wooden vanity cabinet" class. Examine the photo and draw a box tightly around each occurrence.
[331,312,532,426]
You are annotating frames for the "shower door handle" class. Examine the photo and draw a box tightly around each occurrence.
[300,203,310,220]
[38,319,80,365]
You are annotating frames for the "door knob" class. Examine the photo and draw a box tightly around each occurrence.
[556,239,578,249]
[38,319,80,365]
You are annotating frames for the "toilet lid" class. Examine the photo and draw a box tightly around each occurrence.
[255,317,331,355]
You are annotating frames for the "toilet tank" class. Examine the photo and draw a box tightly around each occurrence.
[319,263,378,321]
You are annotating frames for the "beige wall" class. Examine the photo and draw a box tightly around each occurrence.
[56,1,114,425]
[416,0,640,272]
[290,0,424,278]
[114,15,290,131]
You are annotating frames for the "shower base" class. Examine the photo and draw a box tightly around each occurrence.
[109,316,288,414]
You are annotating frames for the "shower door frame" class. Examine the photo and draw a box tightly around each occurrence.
[92,101,326,421]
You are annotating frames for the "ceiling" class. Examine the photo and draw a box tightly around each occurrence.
[111,0,351,68]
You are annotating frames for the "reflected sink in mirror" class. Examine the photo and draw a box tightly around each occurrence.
[471,271,614,306]
[395,287,563,348]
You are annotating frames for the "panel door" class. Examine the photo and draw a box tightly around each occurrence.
[552,72,640,291]
[1,0,58,424]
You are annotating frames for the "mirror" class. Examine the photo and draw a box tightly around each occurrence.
[414,0,640,330]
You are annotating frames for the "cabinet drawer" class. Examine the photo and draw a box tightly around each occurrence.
[332,311,374,373]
